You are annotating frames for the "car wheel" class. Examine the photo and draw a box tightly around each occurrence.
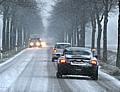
[56,72,62,78]
[52,58,55,62]
[91,74,98,80]
[91,69,98,80]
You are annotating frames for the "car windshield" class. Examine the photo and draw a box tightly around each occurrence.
[55,44,71,49]
[65,50,91,55]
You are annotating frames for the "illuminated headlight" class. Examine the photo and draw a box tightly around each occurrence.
[90,58,97,65]
[59,59,67,64]
[36,42,40,46]
[41,42,47,47]
[30,42,34,46]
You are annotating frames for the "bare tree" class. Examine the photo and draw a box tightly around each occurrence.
[102,0,117,63]
[48,0,90,47]
[1,0,43,52]
[89,0,96,49]
[116,0,120,68]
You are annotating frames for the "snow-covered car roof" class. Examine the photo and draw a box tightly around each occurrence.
[56,42,71,45]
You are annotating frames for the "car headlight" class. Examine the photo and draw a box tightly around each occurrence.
[36,42,40,46]
[41,41,47,47]
[30,42,34,46]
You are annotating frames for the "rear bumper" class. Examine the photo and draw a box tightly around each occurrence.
[57,63,98,76]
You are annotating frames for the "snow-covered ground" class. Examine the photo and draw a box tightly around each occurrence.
[0,48,120,92]
[0,48,36,92]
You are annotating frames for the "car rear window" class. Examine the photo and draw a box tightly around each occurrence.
[65,50,91,55]
[55,44,71,49]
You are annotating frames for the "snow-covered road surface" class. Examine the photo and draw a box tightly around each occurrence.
[0,48,120,92]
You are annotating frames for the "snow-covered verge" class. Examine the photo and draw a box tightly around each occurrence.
[0,48,34,92]
[0,47,25,64]
[99,50,120,80]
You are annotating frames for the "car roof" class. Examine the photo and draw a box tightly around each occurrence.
[65,47,92,52]
[55,42,71,45]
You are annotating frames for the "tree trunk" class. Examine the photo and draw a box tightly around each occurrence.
[6,18,10,51]
[23,26,28,47]
[10,19,14,50]
[17,26,22,48]
[10,23,13,50]
[103,0,108,63]
[77,27,81,47]
[116,0,120,68]
[68,31,72,43]
[2,11,7,52]
[2,5,9,52]
[96,14,102,60]
[23,26,30,47]
[91,14,96,49]
[12,23,17,49]
[72,29,76,46]
[80,23,85,47]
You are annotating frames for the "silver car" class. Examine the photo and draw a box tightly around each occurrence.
[52,43,71,62]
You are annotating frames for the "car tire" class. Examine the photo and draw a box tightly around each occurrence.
[91,74,98,80]
[91,69,98,80]
[56,72,62,78]
[52,58,55,62]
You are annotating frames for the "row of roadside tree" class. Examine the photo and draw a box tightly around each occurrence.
[48,0,120,68]
[0,0,44,52]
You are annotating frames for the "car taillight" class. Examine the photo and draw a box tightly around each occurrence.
[91,60,97,65]
[60,59,67,64]
[53,48,57,53]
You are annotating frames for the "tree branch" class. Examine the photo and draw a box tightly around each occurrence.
[0,0,7,5]
[100,13,104,22]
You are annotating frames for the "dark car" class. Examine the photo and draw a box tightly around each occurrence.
[52,43,71,62]
[28,38,42,48]
[56,47,98,80]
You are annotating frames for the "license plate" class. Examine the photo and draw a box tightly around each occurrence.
[75,69,82,71]
[74,61,83,64]
[71,62,86,65]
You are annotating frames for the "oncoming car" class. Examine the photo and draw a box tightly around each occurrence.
[52,43,71,62]
[29,38,42,48]
[56,47,98,80]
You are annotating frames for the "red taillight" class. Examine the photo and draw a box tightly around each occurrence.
[53,48,57,53]
[60,59,67,64]
[91,60,97,65]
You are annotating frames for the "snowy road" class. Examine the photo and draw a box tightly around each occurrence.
[0,48,120,92]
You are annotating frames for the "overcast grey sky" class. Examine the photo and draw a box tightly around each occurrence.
[0,1,118,48]
[37,0,55,27]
